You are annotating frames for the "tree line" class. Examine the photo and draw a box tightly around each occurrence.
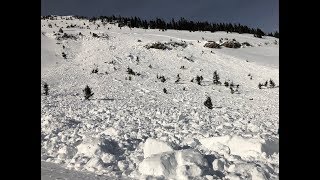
[41,15,279,38]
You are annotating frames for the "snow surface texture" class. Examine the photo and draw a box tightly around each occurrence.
[41,16,279,180]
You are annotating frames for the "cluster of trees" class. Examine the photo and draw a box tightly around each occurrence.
[41,15,278,38]
[96,16,277,38]
[258,79,276,89]
[42,83,94,100]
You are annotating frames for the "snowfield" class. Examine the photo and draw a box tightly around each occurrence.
[41,16,279,180]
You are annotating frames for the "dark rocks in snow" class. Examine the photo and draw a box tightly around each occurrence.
[221,40,241,48]
[91,67,98,74]
[184,56,194,62]
[145,42,171,50]
[158,75,166,83]
[204,41,221,49]
[56,33,78,41]
[145,41,187,50]
[127,67,140,76]
[62,52,67,59]
[242,42,252,47]
[92,33,109,39]
[163,88,167,94]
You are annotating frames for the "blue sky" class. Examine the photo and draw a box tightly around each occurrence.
[41,0,278,33]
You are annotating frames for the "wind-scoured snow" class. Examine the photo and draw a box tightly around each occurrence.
[41,16,279,180]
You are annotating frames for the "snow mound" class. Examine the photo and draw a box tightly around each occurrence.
[143,138,174,158]
[199,135,279,159]
[139,149,208,179]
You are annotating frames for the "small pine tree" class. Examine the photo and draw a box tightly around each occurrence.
[213,71,220,85]
[191,78,194,82]
[196,76,202,85]
[175,74,181,83]
[163,88,167,94]
[83,85,94,100]
[62,52,67,59]
[204,97,213,109]
[129,76,132,81]
[91,68,98,74]
[264,81,268,87]
[258,83,262,89]
[127,67,136,75]
[149,64,152,68]
[224,81,229,87]
[43,83,49,95]
[183,87,186,91]
[269,79,276,88]
[59,28,63,33]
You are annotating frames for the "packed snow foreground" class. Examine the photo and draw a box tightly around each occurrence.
[41,16,279,180]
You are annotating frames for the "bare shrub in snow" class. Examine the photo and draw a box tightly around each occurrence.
[91,67,98,74]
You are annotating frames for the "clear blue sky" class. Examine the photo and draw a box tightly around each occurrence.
[41,0,278,33]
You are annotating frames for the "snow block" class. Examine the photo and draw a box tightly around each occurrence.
[139,149,208,179]
[139,151,177,177]
[199,135,279,159]
[143,138,174,158]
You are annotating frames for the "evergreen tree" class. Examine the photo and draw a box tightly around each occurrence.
[224,81,229,87]
[258,83,263,89]
[230,87,235,94]
[43,83,49,95]
[204,96,213,109]
[264,81,268,87]
[196,75,202,85]
[175,74,181,83]
[83,85,94,100]
[269,79,276,88]
[163,88,167,94]
[213,71,220,85]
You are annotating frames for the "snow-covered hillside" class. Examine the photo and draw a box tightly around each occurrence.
[41,16,279,180]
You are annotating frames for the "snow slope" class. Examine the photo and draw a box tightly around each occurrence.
[41,16,279,180]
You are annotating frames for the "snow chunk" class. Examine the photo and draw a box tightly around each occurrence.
[139,149,208,179]
[139,151,177,177]
[199,135,279,159]
[101,127,119,137]
[143,138,174,158]
[212,158,225,172]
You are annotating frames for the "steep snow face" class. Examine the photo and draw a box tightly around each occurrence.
[41,16,278,179]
